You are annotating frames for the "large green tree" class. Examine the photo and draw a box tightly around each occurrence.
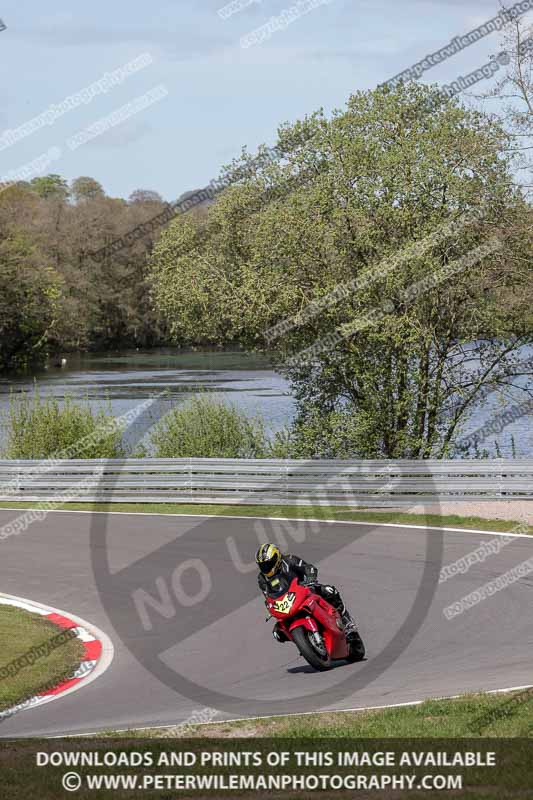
[150,83,532,458]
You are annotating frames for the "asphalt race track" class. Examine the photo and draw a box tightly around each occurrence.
[0,509,531,737]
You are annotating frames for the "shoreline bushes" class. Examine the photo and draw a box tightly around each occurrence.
[2,392,124,459]
[148,395,267,458]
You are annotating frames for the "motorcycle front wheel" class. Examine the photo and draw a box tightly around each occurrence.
[292,626,332,671]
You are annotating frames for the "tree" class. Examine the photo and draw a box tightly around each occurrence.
[30,174,69,199]
[477,16,532,196]
[70,176,105,203]
[129,189,164,204]
[0,233,61,370]
[150,83,533,458]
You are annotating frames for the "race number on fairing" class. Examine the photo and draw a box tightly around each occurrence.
[273,592,296,614]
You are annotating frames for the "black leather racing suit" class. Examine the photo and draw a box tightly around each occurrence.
[258,554,353,640]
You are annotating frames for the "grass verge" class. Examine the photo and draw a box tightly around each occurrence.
[0,502,530,534]
[119,690,533,739]
[5,694,525,797]
[0,605,85,712]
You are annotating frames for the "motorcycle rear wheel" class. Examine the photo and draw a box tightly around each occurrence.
[292,626,332,671]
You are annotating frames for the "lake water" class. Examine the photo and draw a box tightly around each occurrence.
[0,347,531,458]
[0,349,296,452]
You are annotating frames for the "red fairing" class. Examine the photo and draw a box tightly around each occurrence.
[288,616,318,634]
[265,577,350,660]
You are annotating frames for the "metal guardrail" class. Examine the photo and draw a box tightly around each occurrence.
[0,458,531,506]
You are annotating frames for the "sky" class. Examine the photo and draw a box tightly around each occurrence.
[0,0,531,201]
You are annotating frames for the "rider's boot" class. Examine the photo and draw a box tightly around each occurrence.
[319,586,358,638]
[340,606,358,638]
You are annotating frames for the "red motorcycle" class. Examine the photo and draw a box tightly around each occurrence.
[265,576,365,671]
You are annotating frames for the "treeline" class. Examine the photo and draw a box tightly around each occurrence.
[0,174,209,371]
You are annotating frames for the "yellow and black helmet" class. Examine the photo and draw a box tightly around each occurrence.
[255,543,282,577]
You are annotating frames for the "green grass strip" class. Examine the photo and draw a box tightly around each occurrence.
[0,605,85,712]
[0,501,530,534]
[121,690,533,739]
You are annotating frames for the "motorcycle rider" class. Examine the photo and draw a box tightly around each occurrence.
[255,543,358,642]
